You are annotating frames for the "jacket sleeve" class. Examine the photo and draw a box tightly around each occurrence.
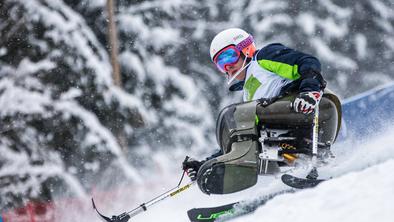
[256,43,326,92]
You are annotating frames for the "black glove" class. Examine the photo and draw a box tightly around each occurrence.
[182,156,203,181]
[292,91,322,114]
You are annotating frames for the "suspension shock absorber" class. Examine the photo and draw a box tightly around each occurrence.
[279,143,298,164]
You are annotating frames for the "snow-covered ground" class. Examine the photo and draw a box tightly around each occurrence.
[73,122,394,222]
[233,127,394,222]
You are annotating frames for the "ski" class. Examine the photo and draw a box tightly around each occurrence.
[187,202,238,222]
[281,174,325,189]
[187,189,294,222]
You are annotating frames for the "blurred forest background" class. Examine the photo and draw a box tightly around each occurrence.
[0,0,393,210]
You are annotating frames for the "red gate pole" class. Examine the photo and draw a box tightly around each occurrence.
[26,202,35,222]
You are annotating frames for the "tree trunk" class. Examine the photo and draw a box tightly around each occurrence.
[106,0,122,86]
[107,0,127,152]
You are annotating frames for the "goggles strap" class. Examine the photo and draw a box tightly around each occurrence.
[236,35,254,52]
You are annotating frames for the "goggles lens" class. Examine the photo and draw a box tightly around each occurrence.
[214,46,241,73]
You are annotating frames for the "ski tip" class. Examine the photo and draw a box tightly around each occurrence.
[92,198,97,209]
[281,174,298,184]
[280,174,291,180]
[91,198,114,222]
[281,174,325,189]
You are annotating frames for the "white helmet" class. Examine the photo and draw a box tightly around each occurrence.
[210,28,257,91]
[210,28,256,61]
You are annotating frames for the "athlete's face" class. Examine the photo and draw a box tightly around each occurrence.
[226,56,246,80]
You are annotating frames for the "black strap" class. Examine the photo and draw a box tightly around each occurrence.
[226,133,260,151]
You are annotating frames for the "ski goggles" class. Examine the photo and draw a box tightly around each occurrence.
[213,45,241,73]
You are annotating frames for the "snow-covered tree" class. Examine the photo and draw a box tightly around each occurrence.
[0,0,392,210]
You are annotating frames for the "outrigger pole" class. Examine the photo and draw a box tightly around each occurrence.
[306,97,321,180]
[92,169,194,222]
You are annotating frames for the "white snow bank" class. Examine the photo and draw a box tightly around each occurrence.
[235,159,394,222]
[233,126,394,222]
